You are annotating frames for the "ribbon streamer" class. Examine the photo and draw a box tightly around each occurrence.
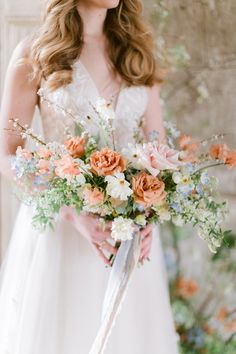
[89,232,141,354]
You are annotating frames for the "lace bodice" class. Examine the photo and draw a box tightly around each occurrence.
[39,60,149,149]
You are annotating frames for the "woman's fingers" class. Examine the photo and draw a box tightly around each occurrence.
[140,243,151,259]
[95,220,112,232]
[140,250,151,263]
[140,232,152,261]
[93,243,111,266]
[99,240,118,255]
[91,230,111,244]
[141,233,152,249]
[140,239,152,260]
[140,224,153,238]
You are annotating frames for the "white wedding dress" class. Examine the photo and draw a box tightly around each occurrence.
[0,59,179,354]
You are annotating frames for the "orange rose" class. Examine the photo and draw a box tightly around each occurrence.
[203,324,214,335]
[90,148,126,176]
[179,134,199,152]
[209,143,229,161]
[225,150,236,168]
[132,171,166,208]
[54,155,80,177]
[176,277,198,299]
[37,147,52,159]
[224,320,236,333]
[83,187,104,206]
[17,147,33,161]
[37,159,50,174]
[217,306,228,322]
[64,136,85,158]
[180,152,198,163]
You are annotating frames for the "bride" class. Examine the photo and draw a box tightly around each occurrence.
[0,0,179,353]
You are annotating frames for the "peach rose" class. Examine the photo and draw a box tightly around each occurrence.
[37,159,50,174]
[209,143,229,161]
[203,324,214,335]
[224,320,236,333]
[54,155,80,177]
[90,148,126,176]
[17,147,32,161]
[210,144,236,168]
[37,147,52,159]
[132,171,166,208]
[179,134,199,152]
[225,150,236,168]
[176,277,198,299]
[83,187,105,206]
[180,152,198,164]
[64,136,85,158]
[137,142,181,176]
[217,307,228,322]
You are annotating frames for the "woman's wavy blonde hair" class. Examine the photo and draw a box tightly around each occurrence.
[30,0,163,91]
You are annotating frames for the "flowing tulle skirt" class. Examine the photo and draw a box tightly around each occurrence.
[0,204,179,354]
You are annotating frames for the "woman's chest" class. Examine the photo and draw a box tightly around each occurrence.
[39,60,149,148]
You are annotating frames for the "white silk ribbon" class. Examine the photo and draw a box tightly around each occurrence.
[89,232,142,354]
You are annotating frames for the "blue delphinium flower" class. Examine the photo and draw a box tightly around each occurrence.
[200,171,210,185]
[170,202,182,213]
[186,327,205,349]
[33,175,48,187]
[184,163,196,175]
[196,184,204,196]
[176,182,195,196]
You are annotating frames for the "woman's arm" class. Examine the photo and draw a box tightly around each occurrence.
[0,39,39,180]
[138,84,166,263]
[143,84,165,143]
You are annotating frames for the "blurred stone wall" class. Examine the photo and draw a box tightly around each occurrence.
[146,0,236,230]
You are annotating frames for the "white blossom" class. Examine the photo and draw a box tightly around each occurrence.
[111,217,134,241]
[172,215,184,227]
[134,215,147,227]
[95,98,115,122]
[105,173,133,201]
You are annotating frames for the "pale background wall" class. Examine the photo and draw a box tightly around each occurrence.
[0,0,41,259]
[148,0,236,230]
[0,0,235,261]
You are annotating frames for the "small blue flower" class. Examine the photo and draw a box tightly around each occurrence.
[186,327,205,349]
[196,184,204,196]
[33,175,48,187]
[184,163,196,174]
[170,202,182,213]
[176,183,194,196]
[200,171,210,185]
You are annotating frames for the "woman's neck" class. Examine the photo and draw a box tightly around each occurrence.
[77,4,107,38]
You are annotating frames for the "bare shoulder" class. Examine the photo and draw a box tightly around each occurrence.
[6,36,39,89]
[1,36,39,108]
[11,36,32,62]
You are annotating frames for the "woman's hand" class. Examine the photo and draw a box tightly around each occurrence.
[139,224,153,264]
[61,206,153,266]
[60,206,117,266]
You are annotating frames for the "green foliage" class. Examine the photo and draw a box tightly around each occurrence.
[163,222,236,353]
[32,178,84,230]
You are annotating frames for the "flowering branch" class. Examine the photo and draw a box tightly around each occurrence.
[7,118,46,146]
[195,162,225,173]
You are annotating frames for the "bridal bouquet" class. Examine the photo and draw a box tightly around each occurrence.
[9,95,236,353]
[10,97,236,253]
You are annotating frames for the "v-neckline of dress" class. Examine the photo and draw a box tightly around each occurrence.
[77,59,126,114]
